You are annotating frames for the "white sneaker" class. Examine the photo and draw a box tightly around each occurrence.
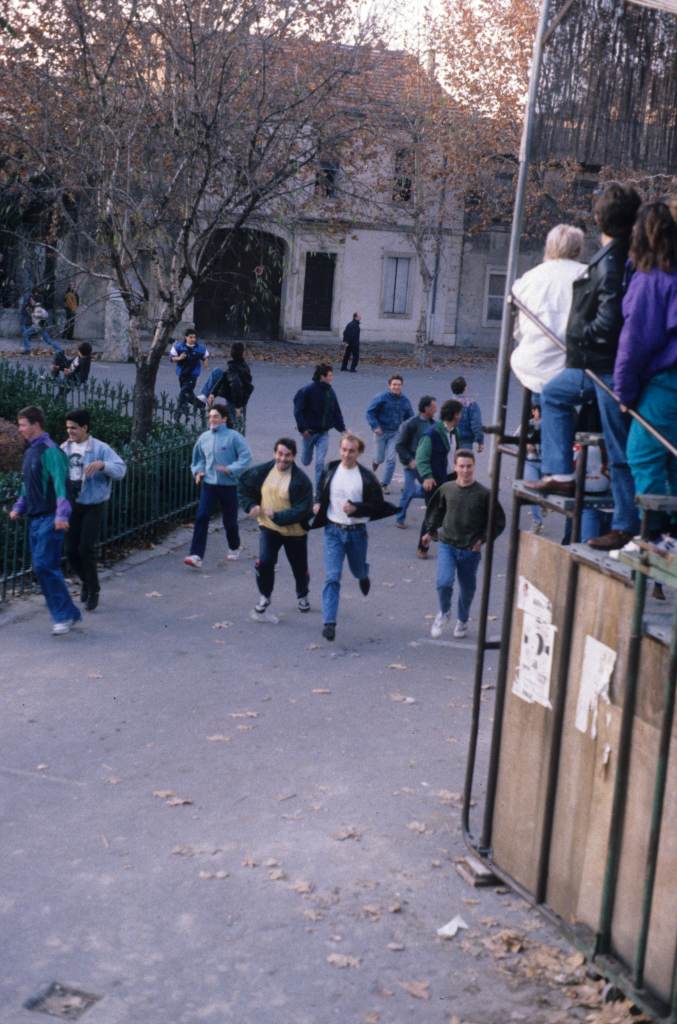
[430,611,450,639]
[251,606,279,624]
[227,549,241,561]
[453,620,468,638]
[52,618,80,636]
[184,554,202,568]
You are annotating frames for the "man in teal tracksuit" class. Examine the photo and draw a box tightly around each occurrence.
[184,404,252,568]
[10,405,81,635]
[414,399,462,558]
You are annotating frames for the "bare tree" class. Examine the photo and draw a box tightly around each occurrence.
[1,0,380,438]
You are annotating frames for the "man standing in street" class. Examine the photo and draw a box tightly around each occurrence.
[312,432,397,642]
[366,374,414,494]
[422,449,505,640]
[415,398,462,557]
[184,404,251,568]
[61,408,127,611]
[10,405,81,635]
[238,437,314,623]
[340,312,361,372]
[170,327,209,422]
[394,394,436,528]
[293,363,346,493]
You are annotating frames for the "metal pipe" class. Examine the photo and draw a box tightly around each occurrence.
[633,592,677,989]
[571,440,588,543]
[509,294,677,459]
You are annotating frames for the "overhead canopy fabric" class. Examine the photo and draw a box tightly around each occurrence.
[533,0,677,174]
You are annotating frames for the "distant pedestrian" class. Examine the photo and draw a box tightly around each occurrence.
[50,341,92,385]
[63,283,79,340]
[366,374,414,493]
[312,432,397,642]
[61,408,127,611]
[184,404,252,569]
[414,398,462,558]
[170,327,209,422]
[450,377,484,452]
[394,395,436,528]
[210,342,254,434]
[238,437,313,622]
[9,405,81,635]
[422,449,505,639]
[340,312,361,372]
[293,363,346,492]
[22,297,63,355]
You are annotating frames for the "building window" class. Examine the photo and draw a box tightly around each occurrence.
[383,256,411,315]
[315,159,339,198]
[393,149,413,203]
[484,268,506,325]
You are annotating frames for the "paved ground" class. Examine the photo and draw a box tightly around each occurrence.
[0,355,641,1023]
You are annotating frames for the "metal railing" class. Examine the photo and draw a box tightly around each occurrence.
[0,435,198,602]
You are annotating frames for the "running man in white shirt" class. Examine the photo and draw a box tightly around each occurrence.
[311,432,397,642]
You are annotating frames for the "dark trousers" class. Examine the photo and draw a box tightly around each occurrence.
[190,483,240,557]
[256,526,309,599]
[63,314,75,340]
[177,379,202,418]
[66,502,104,595]
[341,341,359,372]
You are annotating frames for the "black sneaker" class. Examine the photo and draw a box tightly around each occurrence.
[297,597,310,612]
[322,623,336,641]
[80,587,89,604]
[85,591,99,612]
[371,462,378,472]
[359,577,370,596]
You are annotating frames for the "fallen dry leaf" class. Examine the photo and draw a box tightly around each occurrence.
[387,942,405,951]
[381,581,395,588]
[268,868,287,881]
[398,980,430,1000]
[362,904,381,920]
[437,915,468,940]
[198,870,229,880]
[387,663,408,670]
[87,672,103,679]
[407,821,427,834]
[212,621,233,629]
[166,797,193,807]
[106,777,121,785]
[36,764,48,771]
[290,880,314,894]
[276,793,296,802]
[241,858,258,867]
[305,643,321,650]
[172,846,195,857]
[434,789,462,804]
[237,724,255,732]
[152,790,175,799]
[312,688,332,695]
[389,692,415,704]
[263,858,279,867]
[363,1014,381,1024]
[206,734,231,743]
[431,859,442,868]
[327,953,360,969]
[389,901,402,913]
[229,711,259,719]
[145,591,162,597]
[303,909,323,921]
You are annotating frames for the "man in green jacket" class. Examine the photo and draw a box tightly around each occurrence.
[414,398,462,558]
[422,449,505,640]
[238,437,314,622]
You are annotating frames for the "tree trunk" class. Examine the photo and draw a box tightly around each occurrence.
[132,361,157,442]
[414,283,430,367]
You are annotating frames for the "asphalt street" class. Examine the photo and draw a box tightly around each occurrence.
[1,354,601,1023]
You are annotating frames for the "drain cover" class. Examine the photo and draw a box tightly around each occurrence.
[24,983,101,1020]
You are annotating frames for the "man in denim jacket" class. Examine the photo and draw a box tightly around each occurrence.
[62,408,127,611]
[366,374,414,492]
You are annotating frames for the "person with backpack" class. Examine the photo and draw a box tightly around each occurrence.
[210,342,254,434]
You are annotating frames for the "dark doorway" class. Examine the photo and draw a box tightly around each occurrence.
[194,229,285,340]
[301,252,336,331]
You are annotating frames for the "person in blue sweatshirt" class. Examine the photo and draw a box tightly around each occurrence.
[10,405,81,635]
[184,403,252,568]
[170,327,209,421]
[366,374,414,493]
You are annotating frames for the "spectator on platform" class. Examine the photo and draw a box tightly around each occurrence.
[510,224,586,395]
[525,181,642,551]
[614,201,677,537]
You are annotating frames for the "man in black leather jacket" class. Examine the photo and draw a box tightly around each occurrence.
[525,182,641,550]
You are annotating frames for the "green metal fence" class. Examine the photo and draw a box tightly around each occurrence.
[0,435,198,602]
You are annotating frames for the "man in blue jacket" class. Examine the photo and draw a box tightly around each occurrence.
[170,327,209,422]
[293,363,346,492]
[184,404,252,568]
[61,408,127,611]
[366,374,414,493]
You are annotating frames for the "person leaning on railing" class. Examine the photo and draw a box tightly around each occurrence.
[613,201,677,540]
[524,181,642,552]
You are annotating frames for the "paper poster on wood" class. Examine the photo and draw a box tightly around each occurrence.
[512,611,557,708]
[575,635,616,739]
[516,576,552,623]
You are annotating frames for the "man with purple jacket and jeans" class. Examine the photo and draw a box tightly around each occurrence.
[525,182,642,550]
[10,405,81,635]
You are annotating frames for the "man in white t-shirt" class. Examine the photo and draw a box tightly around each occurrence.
[311,432,397,642]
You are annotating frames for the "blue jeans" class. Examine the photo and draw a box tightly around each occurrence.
[301,432,329,491]
[373,431,398,487]
[540,368,637,533]
[22,325,63,354]
[200,368,224,399]
[190,483,240,557]
[436,543,481,622]
[396,467,424,524]
[523,459,543,525]
[29,515,81,624]
[322,523,369,625]
[626,368,677,533]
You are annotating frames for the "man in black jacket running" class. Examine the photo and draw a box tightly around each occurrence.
[340,312,361,372]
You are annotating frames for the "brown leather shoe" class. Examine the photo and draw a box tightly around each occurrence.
[587,530,635,551]
[523,477,575,497]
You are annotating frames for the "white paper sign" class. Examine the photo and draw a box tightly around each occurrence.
[516,576,552,624]
[575,635,616,738]
[512,611,556,708]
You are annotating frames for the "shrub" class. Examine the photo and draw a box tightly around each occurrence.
[0,419,24,472]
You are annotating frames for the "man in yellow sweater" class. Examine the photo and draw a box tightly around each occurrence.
[238,437,314,623]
